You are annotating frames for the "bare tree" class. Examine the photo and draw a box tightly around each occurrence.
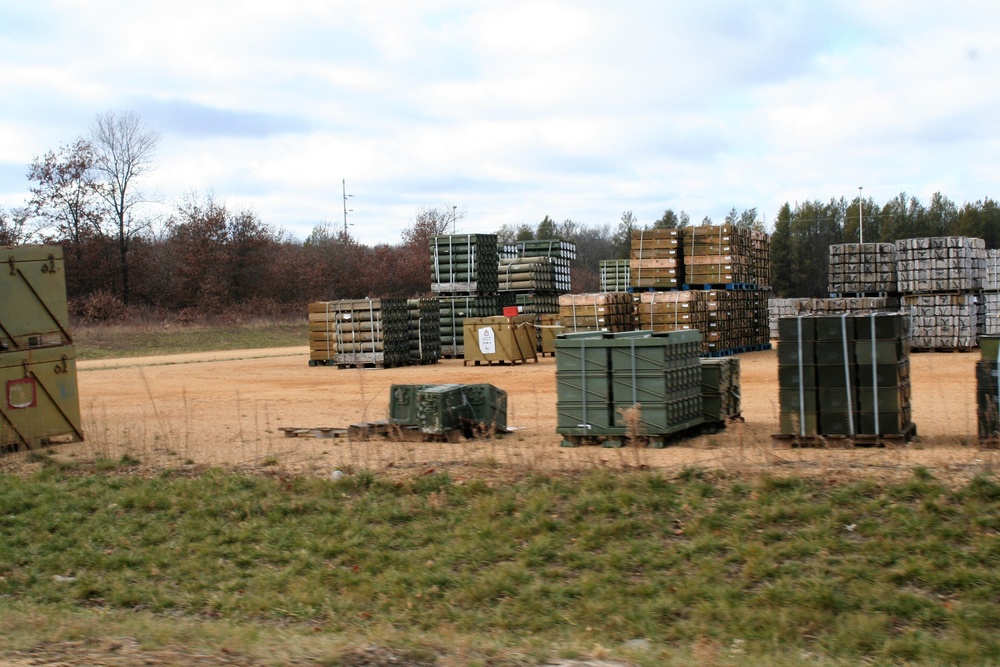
[90,111,160,304]
[27,138,104,261]
[0,206,38,246]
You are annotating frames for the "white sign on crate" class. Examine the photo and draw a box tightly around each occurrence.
[478,326,496,354]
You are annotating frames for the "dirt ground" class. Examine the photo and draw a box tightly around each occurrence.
[7,345,995,484]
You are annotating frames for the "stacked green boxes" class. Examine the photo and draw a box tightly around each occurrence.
[406,298,441,364]
[0,245,83,448]
[430,234,499,295]
[976,339,1000,446]
[555,329,703,445]
[390,383,507,435]
[778,313,913,438]
[700,357,741,424]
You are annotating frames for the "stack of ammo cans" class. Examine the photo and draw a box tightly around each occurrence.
[777,313,914,442]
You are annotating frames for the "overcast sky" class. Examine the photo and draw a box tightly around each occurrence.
[2,2,998,244]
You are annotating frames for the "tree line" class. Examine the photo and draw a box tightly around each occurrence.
[3,111,999,319]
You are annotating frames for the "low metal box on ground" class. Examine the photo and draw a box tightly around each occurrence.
[1,345,83,448]
[412,383,508,435]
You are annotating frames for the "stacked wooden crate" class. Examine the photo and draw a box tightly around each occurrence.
[703,289,770,356]
[767,297,800,339]
[558,292,635,333]
[406,298,441,364]
[896,236,985,350]
[555,330,704,447]
[828,243,898,294]
[776,313,914,442]
[635,290,706,334]
[599,259,630,292]
[430,234,499,294]
[308,298,410,368]
[981,249,1000,336]
[630,229,681,290]
[438,295,502,357]
[700,356,741,425]
[682,224,769,288]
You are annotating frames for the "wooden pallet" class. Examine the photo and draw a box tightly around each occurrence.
[279,427,349,439]
[772,422,917,448]
[462,357,539,366]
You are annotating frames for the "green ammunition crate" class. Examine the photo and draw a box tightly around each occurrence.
[779,388,818,412]
[778,339,815,365]
[816,364,857,388]
[778,364,817,389]
[778,316,816,342]
[857,383,910,413]
[857,361,909,387]
[780,411,818,436]
[814,316,856,341]
[416,384,475,435]
[819,412,858,435]
[858,408,911,435]
[388,384,431,426]
[818,387,857,413]
[557,402,616,432]
[462,383,508,431]
[855,339,907,365]
[0,345,82,448]
[816,341,855,365]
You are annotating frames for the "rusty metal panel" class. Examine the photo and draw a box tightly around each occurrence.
[0,345,83,449]
[0,245,72,352]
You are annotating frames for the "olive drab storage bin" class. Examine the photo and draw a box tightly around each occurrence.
[777,313,914,438]
[1,245,82,449]
[389,383,507,435]
[554,329,704,440]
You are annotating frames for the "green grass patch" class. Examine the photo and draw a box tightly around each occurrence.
[72,321,308,359]
[1,468,999,665]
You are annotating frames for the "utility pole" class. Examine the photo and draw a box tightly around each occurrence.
[452,205,457,234]
[342,179,353,235]
[859,186,864,244]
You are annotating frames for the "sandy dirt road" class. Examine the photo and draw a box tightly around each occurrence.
[3,346,985,483]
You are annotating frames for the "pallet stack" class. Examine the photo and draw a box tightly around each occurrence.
[635,290,706,334]
[308,298,410,368]
[498,239,575,353]
[704,289,770,356]
[768,296,900,340]
[555,330,704,447]
[600,259,630,293]
[430,234,499,295]
[406,298,441,364]
[828,243,898,294]
[776,313,915,443]
[700,357,741,425]
[976,338,1000,446]
[981,249,1000,336]
[558,292,635,333]
[630,229,681,290]
[498,256,556,292]
[682,224,770,288]
[514,239,575,293]
[437,295,502,357]
[896,236,985,351]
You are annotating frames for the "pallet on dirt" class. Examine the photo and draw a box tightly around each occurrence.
[279,427,348,439]
[772,422,917,448]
